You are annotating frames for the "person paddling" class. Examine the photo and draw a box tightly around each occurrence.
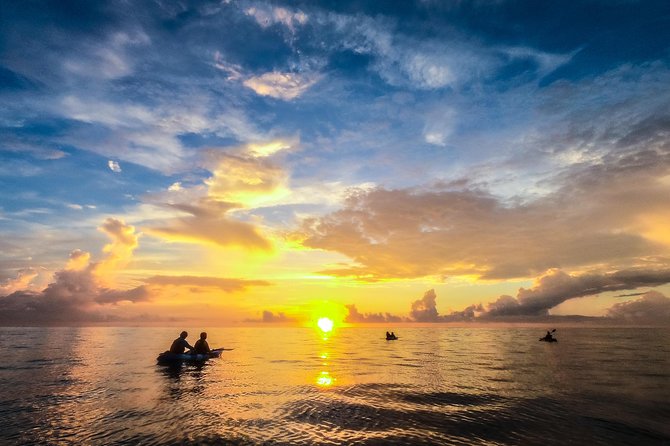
[169,331,194,354]
[193,332,212,354]
[541,329,556,342]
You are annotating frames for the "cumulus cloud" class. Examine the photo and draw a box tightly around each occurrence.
[300,147,670,281]
[262,310,293,323]
[408,289,483,322]
[108,160,122,173]
[0,268,39,295]
[244,310,295,323]
[344,304,404,323]
[483,268,670,317]
[243,71,320,100]
[0,219,149,324]
[142,275,271,292]
[66,249,91,271]
[606,291,670,324]
[410,289,441,321]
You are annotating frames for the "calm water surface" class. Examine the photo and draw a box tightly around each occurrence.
[0,327,668,445]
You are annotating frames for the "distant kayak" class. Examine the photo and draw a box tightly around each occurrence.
[157,348,225,363]
[539,338,558,343]
[386,337,399,341]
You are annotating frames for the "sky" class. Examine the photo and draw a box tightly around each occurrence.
[1,0,670,326]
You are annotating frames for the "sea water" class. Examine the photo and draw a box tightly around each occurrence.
[0,326,668,445]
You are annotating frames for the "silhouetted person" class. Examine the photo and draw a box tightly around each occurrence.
[170,331,194,354]
[386,331,391,338]
[391,331,397,339]
[386,331,397,340]
[193,332,211,354]
[542,331,554,342]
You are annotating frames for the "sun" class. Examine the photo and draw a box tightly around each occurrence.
[317,317,334,333]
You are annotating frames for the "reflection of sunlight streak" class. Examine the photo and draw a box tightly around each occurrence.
[316,371,333,387]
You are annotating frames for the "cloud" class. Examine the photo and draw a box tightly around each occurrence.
[168,182,182,192]
[0,268,39,295]
[66,249,91,271]
[108,160,122,172]
[243,310,295,323]
[262,310,293,323]
[423,107,456,146]
[96,218,140,275]
[484,268,670,317]
[410,289,441,322]
[245,5,308,32]
[62,30,150,80]
[243,71,320,100]
[344,304,404,323]
[407,289,483,322]
[146,198,272,251]
[142,275,271,292]
[606,291,670,324]
[0,219,149,324]
[299,147,670,281]
[204,151,289,205]
[144,142,295,250]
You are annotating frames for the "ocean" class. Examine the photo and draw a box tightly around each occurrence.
[0,326,668,445]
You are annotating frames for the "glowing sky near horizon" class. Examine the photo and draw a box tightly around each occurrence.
[1,1,670,325]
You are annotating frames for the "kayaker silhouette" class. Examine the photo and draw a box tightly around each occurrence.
[386,331,398,340]
[169,331,194,354]
[193,332,211,354]
[540,329,557,342]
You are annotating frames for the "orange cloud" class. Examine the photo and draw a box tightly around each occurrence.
[0,268,39,295]
[142,275,271,292]
[299,150,670,281]
[146,198,272,250]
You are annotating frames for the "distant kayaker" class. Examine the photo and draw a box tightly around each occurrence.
[169,331,194,354]
[193,332,212,354]
[542,331,555,342]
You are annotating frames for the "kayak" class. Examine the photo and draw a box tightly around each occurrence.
[386,337,399,340]
[539,338,558,342]
[157,348,224,363]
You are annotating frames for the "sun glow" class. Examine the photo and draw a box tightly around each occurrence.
[317,317,334,333]
[316,371,333,387]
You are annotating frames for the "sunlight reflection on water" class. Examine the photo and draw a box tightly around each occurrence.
[0,326,669,445]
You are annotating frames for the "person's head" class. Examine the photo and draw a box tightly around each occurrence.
[200,332,207,340]
[180,331,188,339]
